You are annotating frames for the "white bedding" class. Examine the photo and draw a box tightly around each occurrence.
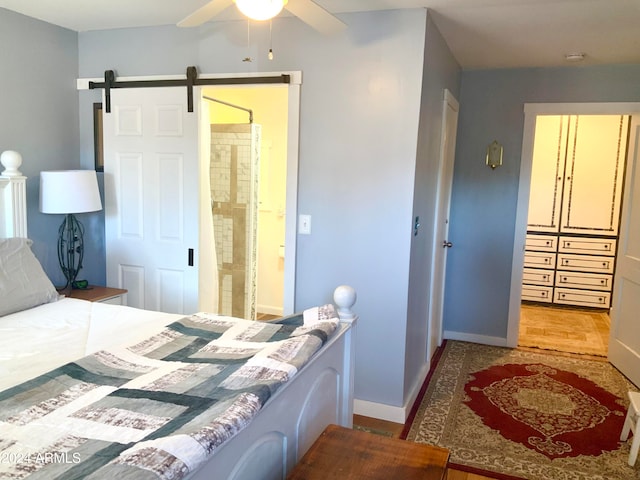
[0,298,183,391]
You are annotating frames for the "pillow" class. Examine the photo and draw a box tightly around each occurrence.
[0,238,59,316]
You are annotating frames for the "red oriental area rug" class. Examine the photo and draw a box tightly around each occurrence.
[403,341,640,480]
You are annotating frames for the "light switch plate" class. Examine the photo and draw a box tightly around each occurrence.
[299,214,311,235]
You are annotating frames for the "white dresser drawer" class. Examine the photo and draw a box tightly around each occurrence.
[523,268,554,286]
[524,251,556,269]
[557,254,615,274]
[554,288,611,308]
[555,271,613,291]
[522,285,553,303]
[525,234,557,252]
[558,236,616,256]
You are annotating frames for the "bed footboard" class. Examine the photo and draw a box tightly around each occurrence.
[188,286,357,480]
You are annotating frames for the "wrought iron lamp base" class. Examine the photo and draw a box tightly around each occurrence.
[57,213,86,290]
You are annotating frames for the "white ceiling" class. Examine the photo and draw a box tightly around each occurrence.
[0,0,638,70]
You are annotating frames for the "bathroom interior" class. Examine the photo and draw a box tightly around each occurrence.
[205,85,289,320]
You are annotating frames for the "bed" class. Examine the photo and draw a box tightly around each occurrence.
[0,153,357,480]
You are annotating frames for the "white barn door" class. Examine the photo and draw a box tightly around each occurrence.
[103,87,200,314]
[609,115,640,386]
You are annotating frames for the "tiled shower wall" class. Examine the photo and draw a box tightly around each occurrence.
[210,123,261,319]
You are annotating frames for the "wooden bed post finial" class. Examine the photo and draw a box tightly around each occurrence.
[334,285,357,321]
[0,150,27,238]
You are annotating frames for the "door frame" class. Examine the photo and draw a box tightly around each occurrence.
[507,101,640,347]
[427,88,459,360]
[79,71,301,316]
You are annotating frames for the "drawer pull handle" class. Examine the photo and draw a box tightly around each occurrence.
[603,262,607,267]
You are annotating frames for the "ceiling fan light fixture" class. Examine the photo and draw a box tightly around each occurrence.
[235,0,287,21]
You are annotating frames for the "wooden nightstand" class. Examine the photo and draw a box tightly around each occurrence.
[65,286,128,305]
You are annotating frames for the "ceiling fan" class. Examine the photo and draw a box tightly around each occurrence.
[178,0,346,35]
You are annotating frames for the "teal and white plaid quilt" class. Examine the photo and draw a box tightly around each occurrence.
[0,305,339,479]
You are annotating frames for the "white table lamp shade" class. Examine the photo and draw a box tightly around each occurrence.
[40,170,102,214]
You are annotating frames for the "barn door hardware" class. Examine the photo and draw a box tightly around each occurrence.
[89,66,291,113]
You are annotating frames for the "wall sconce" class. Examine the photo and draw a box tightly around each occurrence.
[486,140,503,169]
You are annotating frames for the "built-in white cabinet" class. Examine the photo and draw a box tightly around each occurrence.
[527,115,628,235]
[522,115,629,309]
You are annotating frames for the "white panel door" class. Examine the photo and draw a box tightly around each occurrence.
[103,87,199,314]
[427,89,459,360]
[609,115,640,387]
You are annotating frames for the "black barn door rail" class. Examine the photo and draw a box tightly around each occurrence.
[89,66,291,113]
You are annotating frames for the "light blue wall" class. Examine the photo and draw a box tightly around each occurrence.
[444,64,640,339]
[405,14,460,399]
[0,9,105,287]
[77,10,428,408]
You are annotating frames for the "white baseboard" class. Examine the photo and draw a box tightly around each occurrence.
[354,362,431,424]
[443,330,508,347]
[354,399,406,424]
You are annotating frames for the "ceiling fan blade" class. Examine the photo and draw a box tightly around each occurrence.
[285,0,346,35]
[178,0,234,27]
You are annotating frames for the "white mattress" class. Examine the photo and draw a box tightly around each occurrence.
[0,298,183,391]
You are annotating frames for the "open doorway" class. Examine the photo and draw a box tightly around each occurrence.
[507,103,640,355]
[203,85,289,320]
[517,113,628,356]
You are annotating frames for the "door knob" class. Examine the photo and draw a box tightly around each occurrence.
[443,241,453,248]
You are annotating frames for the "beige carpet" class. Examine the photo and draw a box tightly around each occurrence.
[518,305,610,357]
[405,341,639,480]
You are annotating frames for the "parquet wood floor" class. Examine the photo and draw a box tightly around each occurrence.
[518,304,610,357]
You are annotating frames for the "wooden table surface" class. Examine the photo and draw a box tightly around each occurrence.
[287,424,449,480]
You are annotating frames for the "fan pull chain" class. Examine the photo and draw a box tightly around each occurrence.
[268,20,274,60]
[243,18,252,62]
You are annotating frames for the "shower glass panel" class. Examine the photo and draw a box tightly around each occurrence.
[210,123,261,319]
